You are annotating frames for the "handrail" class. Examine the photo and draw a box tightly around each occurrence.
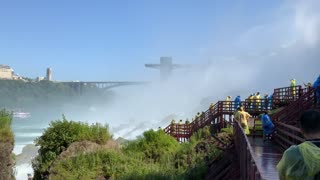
[272,85,303,108]
[274,121,305,151]
[164,100,237,141]
[272,87,316,124]
[234,120,264,180]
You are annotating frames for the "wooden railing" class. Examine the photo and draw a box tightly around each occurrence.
[272,86,303,108]
[272,87,317,125]
[234,120,263,180]
[272,87,319,151]
[164,90,291,142]
[163,123,191,142]
[243,99,271,116]
[164,100,239,142]
[274,121,305,151]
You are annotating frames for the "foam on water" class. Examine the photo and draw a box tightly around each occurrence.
[15,163,33,180]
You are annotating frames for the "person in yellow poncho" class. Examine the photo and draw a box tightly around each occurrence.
[277,110,320,180]
[225,96,231,109]
[234,106,251,135]
[254,92,261,110]
[290,79,297,97]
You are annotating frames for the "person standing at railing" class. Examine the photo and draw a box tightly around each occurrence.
[209,103,214,110]
[185,118,190,125]
[170,119,176,136]
[194,112,201,129]
[178,119,183,134]
[234,96,241,110]
[313,75,320,105]
[248,94,253,109]
[304,82,312,89]
[195,112,200,119]
[277,109,320,180]
[234,106,251,135]
[261,111,274,141]
[226,96,231,110]
[290,78,296,98]
[254,92,261,111]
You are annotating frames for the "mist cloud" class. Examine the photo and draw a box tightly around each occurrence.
[61,0,320,140]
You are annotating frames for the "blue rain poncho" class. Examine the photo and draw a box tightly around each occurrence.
[261,114,274,135]
[277,141,320,180]
[314,75,320,104]
[234,96,241,110]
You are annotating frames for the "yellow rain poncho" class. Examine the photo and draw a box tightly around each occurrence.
[234,110,250,135]
[291,79,297,96]
[291,79,296,87]
[277,141,320,180]
[226,96,231,108]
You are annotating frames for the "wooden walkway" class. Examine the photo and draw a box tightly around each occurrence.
[248,137,283,180]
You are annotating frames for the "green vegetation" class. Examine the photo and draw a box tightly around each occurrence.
[0,109,14,143]
[33,117,225,180]
[0,109,15,179]
[32,116,111,179]
[0,80,114,109]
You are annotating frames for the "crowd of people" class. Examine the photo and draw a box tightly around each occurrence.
[167,75,320,179]
[170,75,319,136]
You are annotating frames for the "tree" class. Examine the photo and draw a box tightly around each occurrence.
[124,129,179,162]
[32,116,111,179]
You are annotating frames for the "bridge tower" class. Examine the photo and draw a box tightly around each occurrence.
[145,57,186,81]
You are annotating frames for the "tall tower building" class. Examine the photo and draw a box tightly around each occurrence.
[46,68,52,81]
[145,57,173,81]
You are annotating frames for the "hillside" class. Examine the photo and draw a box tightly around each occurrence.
[0,80,114,109]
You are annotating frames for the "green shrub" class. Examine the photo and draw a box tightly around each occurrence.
[32,116,111,179]
[50,149,179,180]
[124,129,179,162]
[0,109,14,144]
[221,127,233,135]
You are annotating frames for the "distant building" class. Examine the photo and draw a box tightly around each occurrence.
[36,77,45,82]
[46,67,52,81]
[0,65,14,79]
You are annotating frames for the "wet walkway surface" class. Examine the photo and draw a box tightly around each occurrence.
[248,137,283,180]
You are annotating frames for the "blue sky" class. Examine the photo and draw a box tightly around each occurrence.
[0,0,305,81]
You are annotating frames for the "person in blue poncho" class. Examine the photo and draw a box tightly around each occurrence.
[313,74,320,104]
[234,95,241,110]
[261,111,274,141]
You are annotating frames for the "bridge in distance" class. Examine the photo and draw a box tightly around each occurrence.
[61,81,149,95]
[60,57,204,94]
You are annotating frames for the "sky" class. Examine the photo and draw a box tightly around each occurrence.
[1,0,312,81]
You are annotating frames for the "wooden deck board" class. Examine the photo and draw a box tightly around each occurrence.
[248,137,282,180]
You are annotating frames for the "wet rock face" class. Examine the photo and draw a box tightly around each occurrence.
[0,142,14,179]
